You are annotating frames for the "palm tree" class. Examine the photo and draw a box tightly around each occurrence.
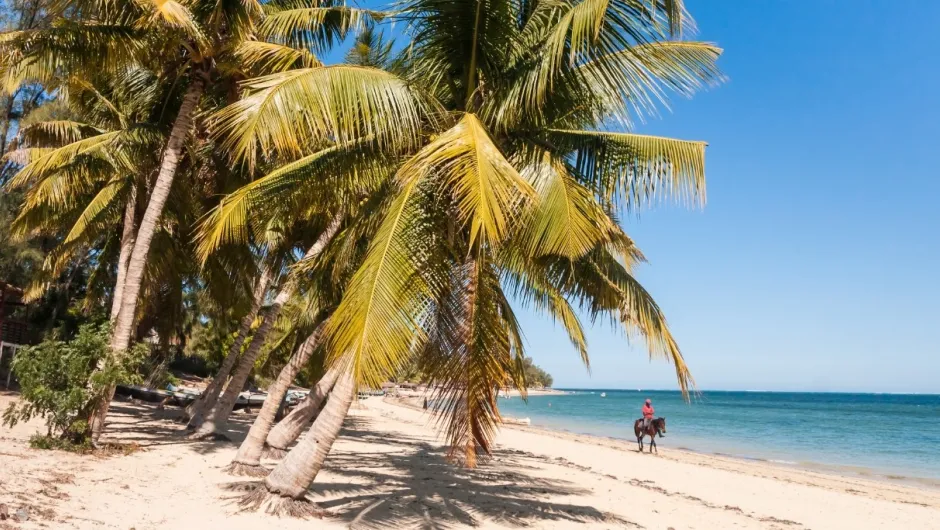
[223,185,386,471]
[184,268,271,422]
[212,0,721,514]
[190,213,343,438]
[226,329,339,475]
[1,0,389,441]
[261,366,339,458]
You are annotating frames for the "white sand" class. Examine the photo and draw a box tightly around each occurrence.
[1,391,938,529]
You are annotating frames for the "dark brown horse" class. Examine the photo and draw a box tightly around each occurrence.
[633,417,667,453]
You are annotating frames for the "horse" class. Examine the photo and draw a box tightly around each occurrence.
[633,417,667,454]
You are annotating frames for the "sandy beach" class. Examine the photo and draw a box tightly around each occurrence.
[1,390,938,530]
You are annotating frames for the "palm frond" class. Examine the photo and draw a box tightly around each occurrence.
[515,148,613,258]
[233,40,322,74]
[498,245,590,368]
[548,128,706,208]
[212,65,436,170]
[195,136,391,262]
[0,22,144,92]
[323,160,434,389]
[63,176,127,244]
[4,130,121,191]
[565,247,693,395]
[575,41,723,125]
[138,0,207,48]
[490,33,721,129]
[406,113,534,247]
[423,259,521,466]
[19,120,104,146]
[259,5,384,54]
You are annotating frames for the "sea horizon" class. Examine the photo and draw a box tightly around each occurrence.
[497,389,940,485]
[553,387,940,396]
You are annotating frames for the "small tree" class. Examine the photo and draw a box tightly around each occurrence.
[2,323,146,444]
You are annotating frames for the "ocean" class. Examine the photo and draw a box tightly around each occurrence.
[496,389,940,483]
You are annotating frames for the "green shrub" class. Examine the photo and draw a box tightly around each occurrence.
[2,322,147,443]
[28,433,93,453]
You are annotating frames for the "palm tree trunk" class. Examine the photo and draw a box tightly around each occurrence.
[191,214,342,438]
[227,330,336,476]
[262,374,335,457]
[240,368,355,514]
[263,369,338,457]
[110,184,137,321]
[186,269,271,426]
[89,76,205,443]
[190,287,289,437]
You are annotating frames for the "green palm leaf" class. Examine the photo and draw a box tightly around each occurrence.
[323,159,433,389]
[568,247,693,395]
[63,177,127,244]
[233,40,322,74]
[516,148,613,258]
[407,113,535,247]
[258,5,384,53]
[195,137,390,263]
[5,130,122,191]
[212,65,435,170]
[548,128,707,207]
[19,120,104,145]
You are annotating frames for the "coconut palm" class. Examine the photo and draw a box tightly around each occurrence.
[223,184,388,471]
[190,213,344,438]
[5,69,167,309]
[1,0,394,441]
[210,0,721,513]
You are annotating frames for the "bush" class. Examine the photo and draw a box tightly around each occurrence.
[2,322,147,443]
[28,433,93,453]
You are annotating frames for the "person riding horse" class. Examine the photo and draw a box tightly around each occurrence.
[641,398,654,430]
[634,398,667,453]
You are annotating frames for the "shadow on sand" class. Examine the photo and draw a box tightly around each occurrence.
[233,416,639,529]
[103,400,255,455]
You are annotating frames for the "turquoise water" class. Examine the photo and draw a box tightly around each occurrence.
[496,390,940,482]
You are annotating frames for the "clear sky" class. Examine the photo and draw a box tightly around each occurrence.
[332,1,940,393]
[517,1,940,393]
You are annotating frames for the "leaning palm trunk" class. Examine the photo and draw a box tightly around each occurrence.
[263,369,338,458]
[110,184,137,321]
[89,76,205,443]
[240,368,356,515]
[227,331,337,476]
[187,269,271,425]
[190,288,289,437]
[191,215,342,438]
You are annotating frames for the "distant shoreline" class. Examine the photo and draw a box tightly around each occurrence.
[554,387,940,396]
[499,388,567,397]
[390,393,940,490]
[501,418,940,491]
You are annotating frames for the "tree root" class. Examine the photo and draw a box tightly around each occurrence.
[224,461,270,477]
[261,445,289,459]
[233,483,328,518]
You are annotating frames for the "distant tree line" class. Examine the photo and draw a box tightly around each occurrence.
[522,357,553,389]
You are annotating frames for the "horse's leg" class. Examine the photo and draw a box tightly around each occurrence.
[651,436,657,454]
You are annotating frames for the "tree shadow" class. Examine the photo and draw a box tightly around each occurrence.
[301,416,639,529]
[102,401,252,455]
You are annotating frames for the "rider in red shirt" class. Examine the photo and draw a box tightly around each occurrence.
[641,399,654,430]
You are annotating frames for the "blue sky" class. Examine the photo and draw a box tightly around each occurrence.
[515,1,940,393]
[335,1,940,392]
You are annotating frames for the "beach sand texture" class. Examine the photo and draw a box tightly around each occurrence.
[1,391,937,529]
